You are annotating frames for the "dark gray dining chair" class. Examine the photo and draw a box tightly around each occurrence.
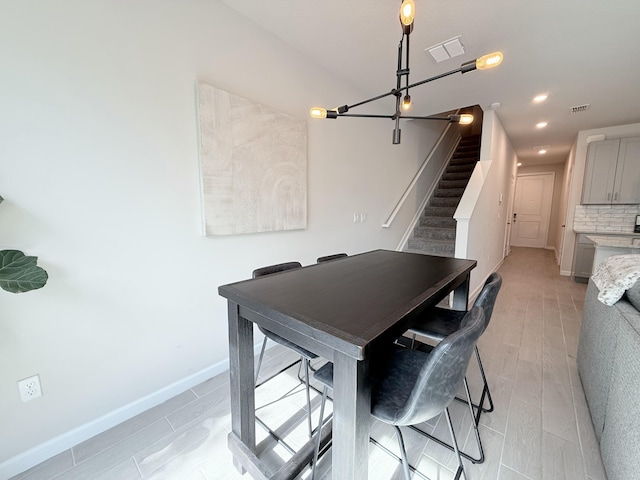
[409,272,502,421]
[316,253,348,263]
[252,262,318,438]
[312,306,486,480]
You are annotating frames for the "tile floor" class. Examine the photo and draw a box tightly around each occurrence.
[11,247,608,480]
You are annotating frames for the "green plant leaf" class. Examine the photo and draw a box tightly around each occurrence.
[0,250,48,293]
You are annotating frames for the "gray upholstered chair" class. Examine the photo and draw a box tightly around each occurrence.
[312,306,486,480]
[316,253,348,263]
[252,262,318,437]
[403,272,501,465]
[409,272,502,421]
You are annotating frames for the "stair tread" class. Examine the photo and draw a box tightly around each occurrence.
[413,226,456,241]
[434,188,465,196]
[424,207,456,215]
[439,182,468,188]
[415,225,455,231]
[430,200,461,208]
[446,164,475,172]
[442,173,473,180]
[453,151,480,156]
[408,237,455,247]
[421,215,456,220]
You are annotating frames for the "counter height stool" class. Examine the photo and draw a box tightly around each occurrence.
[312,306,486,480]
[316,253,348,263]
[252,262,318,440]
[402,273,501,466]
[409,272,502,423]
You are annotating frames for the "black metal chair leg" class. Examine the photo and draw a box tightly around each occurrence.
[304,359,313,437]
[450,345,495,426]
[311,386,329,480]
[444,407,467,480]
[463,377,484,463]
[255,337,269,385]
[475,346,494,414]
[393,426,412,480]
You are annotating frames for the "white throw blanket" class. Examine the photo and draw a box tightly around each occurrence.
[591,254,640,306]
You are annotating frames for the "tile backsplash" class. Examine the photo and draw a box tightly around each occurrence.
[574,204,640,233]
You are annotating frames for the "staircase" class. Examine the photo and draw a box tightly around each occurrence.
[406,134,481,257]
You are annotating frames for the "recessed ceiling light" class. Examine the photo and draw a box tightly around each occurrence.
[517,162,523,167]
[533,94,548,103]
[538,149,547,155]
[536,121,548,128]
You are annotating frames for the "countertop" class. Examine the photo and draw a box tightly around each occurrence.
[586,235,640,248]
[574,229,640,236]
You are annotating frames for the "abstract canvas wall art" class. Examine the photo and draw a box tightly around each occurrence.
[197,82,307,235]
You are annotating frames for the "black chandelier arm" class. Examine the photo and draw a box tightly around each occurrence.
[336,62,476,114]
[333,113,459,122]
[401,65,466,92]
[336,113,396,119]
[342,88,399,111]
[399,115,455,121]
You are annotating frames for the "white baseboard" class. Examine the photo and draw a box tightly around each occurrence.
[0,358,233,479]
[543,246,559,264]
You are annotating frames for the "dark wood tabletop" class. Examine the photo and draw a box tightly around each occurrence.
[219,249,477,360]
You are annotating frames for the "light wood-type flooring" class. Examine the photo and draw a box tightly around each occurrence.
[11,247,607,480]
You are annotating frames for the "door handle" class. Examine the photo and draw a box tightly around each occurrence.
[607,192,611,201]
[513,213,517,223]
[614,192,619,202]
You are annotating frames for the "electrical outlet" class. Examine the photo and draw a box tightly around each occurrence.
[18,375,42,402]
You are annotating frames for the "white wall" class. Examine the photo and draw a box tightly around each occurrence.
[0,0,446,473]
[559,122,640,276]
[455,110,518,293]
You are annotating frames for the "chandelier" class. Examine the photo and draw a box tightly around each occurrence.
[309,0,503,144]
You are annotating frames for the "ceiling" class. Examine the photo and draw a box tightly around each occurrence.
[220,0,640,166]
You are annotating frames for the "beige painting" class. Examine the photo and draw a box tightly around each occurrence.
[197,82,307,235]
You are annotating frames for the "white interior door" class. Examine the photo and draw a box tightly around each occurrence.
[511,172,555,248]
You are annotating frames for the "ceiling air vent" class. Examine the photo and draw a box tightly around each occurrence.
[570,104,591,114]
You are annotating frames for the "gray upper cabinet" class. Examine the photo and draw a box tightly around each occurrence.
[616,137,640,204]
[582,137,640,204]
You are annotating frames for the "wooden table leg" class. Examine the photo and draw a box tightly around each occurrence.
[332,351,370,480]
[452,271,471,311]
[227,301,255,474]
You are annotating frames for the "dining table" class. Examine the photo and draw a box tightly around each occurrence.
[218,249,477,480]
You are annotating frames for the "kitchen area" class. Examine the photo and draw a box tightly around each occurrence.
[572,136,640,282]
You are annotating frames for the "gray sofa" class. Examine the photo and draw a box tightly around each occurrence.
[577,279,640,480]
